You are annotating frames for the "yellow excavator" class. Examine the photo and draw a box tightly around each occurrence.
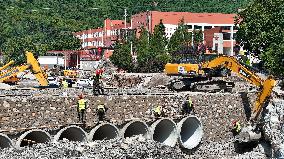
[165,55,276,142]
[0,51,48,86]
[202,55,275,142]
[0,60,19,84]
[165,53,234,92]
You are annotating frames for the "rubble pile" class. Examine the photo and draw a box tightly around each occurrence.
[145,73,171,88]
[263,98,284,157]
[108,74,143,88]
[0,136,187,159]
[191,140,267,158]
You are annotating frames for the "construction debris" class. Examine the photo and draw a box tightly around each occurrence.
[0,135,187,159]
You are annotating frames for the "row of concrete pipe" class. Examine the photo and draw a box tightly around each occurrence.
[0,116,203,150]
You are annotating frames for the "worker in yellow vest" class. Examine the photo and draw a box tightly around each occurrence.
[77,94,87,123]
[153,105,164,118]
[96,100,108,121]
[62,79,69,88]
[182,96,195,115]
[232,120,242,135]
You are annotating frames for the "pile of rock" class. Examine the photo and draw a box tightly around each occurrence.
[191,140,267,158]
[107,74,143,88]
[263,98,284,157]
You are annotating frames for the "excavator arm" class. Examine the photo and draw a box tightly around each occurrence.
[0,60,15,71]
[25,51,48,86]
[0,65,30,83]
[0,51,48,86]
[202,55,276,121]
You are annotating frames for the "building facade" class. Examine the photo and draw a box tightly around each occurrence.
[74,19,131,50]
[131,11,237,55]
[72,10,238,69]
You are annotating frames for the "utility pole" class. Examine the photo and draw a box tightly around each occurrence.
[124,8,127,41]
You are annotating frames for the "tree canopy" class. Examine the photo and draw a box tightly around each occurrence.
[236,0,284,76]
[0,0,248,64]
[109,41,134,72]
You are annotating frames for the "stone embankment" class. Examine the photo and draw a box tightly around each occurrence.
[0,92,255,143]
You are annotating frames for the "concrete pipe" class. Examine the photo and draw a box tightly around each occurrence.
[0,133,13,149]
[121,120,149,139]
[150,118,178,147]
[177,116,203,149]
[88,123,119,141]
[16,129,51,148]
[54,125,87,142]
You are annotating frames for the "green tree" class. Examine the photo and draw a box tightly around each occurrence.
[110,41,134,72]
[193,30,203,44]
[149,19,170,72]
[136,27,151,72]
[236,0,284,76]
[168,18,192,54]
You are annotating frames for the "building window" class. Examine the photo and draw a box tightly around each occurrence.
[204,26,212,29]
[223,32,231,40]
[186,25,192,29]
[194,25,202,30]
[221,26,231,30]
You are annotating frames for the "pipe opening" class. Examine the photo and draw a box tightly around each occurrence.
[123,121,149,138]
[55,126,87,142]
[0,133,13,149]
[90,123,119,141]
[178,116,203,149]
[152,118,177,147]
[17,130,51,147]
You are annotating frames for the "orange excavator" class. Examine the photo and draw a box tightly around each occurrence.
[165,55,276,142]
[0,51,48,86]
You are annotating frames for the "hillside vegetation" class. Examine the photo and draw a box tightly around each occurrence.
[0,0,248,63]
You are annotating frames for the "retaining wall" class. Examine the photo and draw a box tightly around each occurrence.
[0,93,255,142]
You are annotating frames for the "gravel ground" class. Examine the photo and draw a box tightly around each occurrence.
[0,137,269,159]
[0,136,188,159]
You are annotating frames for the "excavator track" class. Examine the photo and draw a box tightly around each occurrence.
[169,77,235,93]
[191,79,235,93]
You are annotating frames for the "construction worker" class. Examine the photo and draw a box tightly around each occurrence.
[93,69,104,95]
[182,96,195,115]
[232,120,242,135]
[153,105,164,118]
[77,94,87,123]
[96,100,108,121]
[62,79,68,88]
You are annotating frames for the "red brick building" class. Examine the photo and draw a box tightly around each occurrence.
[74,18,131,57]
[72,11,238,68]
[131,11,237,55]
